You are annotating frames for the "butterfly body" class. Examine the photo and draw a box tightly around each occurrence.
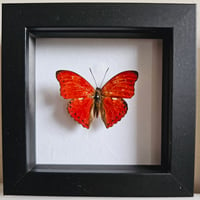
[93,88,102,118]
[56,70,138,129]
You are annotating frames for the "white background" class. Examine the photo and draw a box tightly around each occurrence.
[35,38,162,165]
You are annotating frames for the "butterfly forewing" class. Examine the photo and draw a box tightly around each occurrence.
[56,70,95,99]
[101,71,138,98]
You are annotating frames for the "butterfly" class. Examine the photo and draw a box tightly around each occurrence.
[56,69,138,129]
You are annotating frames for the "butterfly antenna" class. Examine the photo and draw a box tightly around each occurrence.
[89,68,98,87]
[100,67,109,88]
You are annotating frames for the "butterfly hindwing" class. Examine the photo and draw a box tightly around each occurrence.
[56,70,95,99]
[68,97,94,129]
[101,97,128,128]
[101,71,138,98]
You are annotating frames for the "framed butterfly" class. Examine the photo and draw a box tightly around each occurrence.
[56,69,138,129]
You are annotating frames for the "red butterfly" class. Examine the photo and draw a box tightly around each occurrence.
[56,69,138,129]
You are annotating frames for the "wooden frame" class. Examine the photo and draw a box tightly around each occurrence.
[2,3,196,196]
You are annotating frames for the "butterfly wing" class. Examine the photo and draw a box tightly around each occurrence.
[56,70,95,99]
[101,71,138,128]
[101,97,128,128]
[101,71,138,98]
[68,98,94,129]
[56,70,95,128]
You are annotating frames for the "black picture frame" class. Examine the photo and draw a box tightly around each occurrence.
[2,3,196,197]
